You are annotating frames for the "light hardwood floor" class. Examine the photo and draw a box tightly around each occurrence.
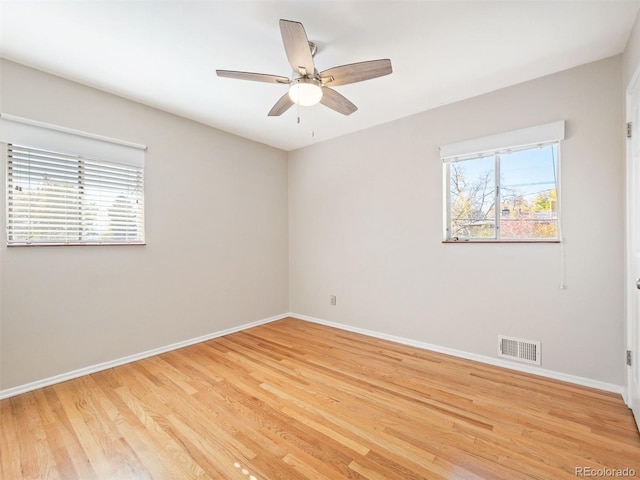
[2,317,639,479]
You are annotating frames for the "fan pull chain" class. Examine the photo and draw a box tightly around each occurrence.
[311,105,315,137]
[297,102,300,124]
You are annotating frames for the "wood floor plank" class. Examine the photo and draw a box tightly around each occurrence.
[2,317,639,479]
[1,396,34,480]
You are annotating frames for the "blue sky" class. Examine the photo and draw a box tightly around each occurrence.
[454,144,558,200]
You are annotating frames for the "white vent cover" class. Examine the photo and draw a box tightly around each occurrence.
[498,335,541,365]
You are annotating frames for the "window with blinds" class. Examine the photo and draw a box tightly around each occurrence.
[6,144,144,245]
[441,121,564,243]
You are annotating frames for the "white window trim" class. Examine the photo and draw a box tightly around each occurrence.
[441,121,564,243]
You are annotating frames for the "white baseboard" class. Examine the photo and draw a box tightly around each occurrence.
[289,313,625,396]
[0,313,288,400]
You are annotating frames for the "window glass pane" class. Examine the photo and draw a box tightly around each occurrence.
[499,144,558,240]
[80,163,144,243]
[449,156,496,239]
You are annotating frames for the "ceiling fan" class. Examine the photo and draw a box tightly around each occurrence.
[216,19,392,117]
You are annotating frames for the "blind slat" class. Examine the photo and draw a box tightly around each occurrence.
[9,162,142,181]
[6,144,145,245]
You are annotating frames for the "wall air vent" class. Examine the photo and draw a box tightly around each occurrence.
[498,335,541,365]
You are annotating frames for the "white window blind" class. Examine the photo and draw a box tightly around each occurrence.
[0,113,145,167]
[2,114,146,246]
[7,144,144,245]
[440,121,565,162]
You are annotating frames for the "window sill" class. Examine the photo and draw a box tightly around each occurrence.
[443,240,560,244]
[7,242,146,247]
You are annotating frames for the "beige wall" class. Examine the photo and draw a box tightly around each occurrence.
[289,56,625,385]
[0,60,289,390]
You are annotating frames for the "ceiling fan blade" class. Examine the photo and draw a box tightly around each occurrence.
[320,59,392,87]
[279,19,315,76]
[320,87,358,116]
[268,92,294,116]
[216,70,290,84]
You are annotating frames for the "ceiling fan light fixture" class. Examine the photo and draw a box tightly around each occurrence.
[217,20,392,117]
[288,78,323,106]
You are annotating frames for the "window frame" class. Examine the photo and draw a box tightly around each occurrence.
[441,122,564,244]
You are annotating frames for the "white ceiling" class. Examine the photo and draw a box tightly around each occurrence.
[1,1,639,151]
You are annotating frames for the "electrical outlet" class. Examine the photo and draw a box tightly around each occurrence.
[330,295,336,306]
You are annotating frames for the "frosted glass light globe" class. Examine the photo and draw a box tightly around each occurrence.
[288,78,323,106]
